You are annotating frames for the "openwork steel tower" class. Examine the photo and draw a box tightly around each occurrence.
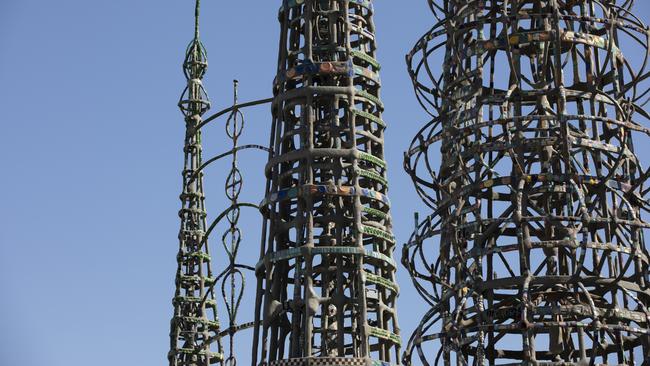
[169,1,224,365]
[403,0,650,364]
[253,1,401,365]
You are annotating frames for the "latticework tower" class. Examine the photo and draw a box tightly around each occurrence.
[403,0,650,364]
[169,1,224,365]
[253,1,401,365]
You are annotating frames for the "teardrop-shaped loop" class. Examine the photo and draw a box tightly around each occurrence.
[221,228,241,260]
[221,269,245,323]
[226,109,245,139]
[226,205,240,225]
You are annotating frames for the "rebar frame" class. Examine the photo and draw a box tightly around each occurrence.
[170,1,224,365]
[253,1,401,365]
[403,0,650,364]
[169,11,276,366]
[214,80,262,366]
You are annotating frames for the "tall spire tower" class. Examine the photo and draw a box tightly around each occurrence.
[403,0,650,365]
[253,1,401,365]
[169,1,224,365]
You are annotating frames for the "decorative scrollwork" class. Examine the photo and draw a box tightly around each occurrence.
[220,80,249,366]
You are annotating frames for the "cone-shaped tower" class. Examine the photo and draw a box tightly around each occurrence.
[403,1,650,364]
[253,1,401,365]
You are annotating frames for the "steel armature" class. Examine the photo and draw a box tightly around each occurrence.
[170,0,224,365]
[214,81,273,366]
[403,0,650,365]
[169,4,273,366]
[253,1,401,366]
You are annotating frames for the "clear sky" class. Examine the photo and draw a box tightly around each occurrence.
[1,1,649,366]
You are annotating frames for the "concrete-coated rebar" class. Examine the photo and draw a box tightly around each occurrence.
[403,1,650,364]
[169,1,224,365]
[253,1,401,366]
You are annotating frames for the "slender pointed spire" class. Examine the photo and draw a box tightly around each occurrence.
[169,1,224,365]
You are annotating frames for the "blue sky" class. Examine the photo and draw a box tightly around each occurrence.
[1,1,649,366]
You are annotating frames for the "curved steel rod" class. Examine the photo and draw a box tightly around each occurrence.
[198,202,260,306]
[201,203,259,250]
[188,144,273,185]
[198,97,273,130]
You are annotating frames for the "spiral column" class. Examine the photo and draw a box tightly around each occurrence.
[253,1,401,365]
[403,1,650,365]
